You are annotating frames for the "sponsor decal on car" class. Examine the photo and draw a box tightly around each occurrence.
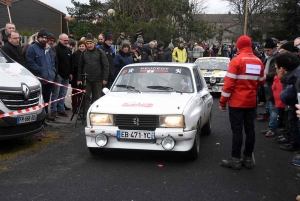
[122,102,154,107]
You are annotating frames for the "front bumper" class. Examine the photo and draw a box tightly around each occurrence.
[85,126,197,151]
[0,109,45,140]
[206,83,223,92]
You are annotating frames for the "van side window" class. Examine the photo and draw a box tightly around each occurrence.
[193,68,202,92]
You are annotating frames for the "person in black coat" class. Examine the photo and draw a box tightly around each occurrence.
[163,43,174,62]
[100,33,115,89]
[2,31,25,67]
[71,40,86,111]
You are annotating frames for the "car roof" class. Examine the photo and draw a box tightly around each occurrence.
[196,57,230,61]
[124,62,196,70]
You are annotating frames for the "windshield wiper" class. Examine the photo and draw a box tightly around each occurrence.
[114,84,141,93]
[147,85,182,93]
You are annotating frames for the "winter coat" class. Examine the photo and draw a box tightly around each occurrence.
[172,47,187,63]
[272,75,285,108]
[100,43,115,79]
[26,42,55,84]
[153,48,164,62]
[163,48,172,62]
[55,42,72,79]
[263,51,279,101]
[71,49,83,84]
[280,66,299,106]
[219,46,265,108]
[113,50,133,77]
[2,41,26,67]
[78,48,109,82]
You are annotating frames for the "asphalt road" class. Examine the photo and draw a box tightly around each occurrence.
[0,96,299,201]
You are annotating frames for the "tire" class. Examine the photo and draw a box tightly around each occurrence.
[201,112,212,135]
[184,126,200,160]
[88,147,105,155]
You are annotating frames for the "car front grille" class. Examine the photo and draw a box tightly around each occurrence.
[0,120,43,136]
[115,114,158,130]
[0,89,40,111]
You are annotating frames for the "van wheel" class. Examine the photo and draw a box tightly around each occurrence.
[184,127,200,160]
[88,147,105,155]
[201,113,212,135]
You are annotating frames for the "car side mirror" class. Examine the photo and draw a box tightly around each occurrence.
[102,88,110,95]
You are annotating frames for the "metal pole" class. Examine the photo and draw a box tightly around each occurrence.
[244,0,249,35]
[7,5,12,23]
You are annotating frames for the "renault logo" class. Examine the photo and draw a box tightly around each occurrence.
[22,84,30,99]
[133,117,139,126]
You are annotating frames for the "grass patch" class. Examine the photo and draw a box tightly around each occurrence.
[0,131,59,164]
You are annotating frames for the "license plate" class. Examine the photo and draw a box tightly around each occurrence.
[117,130,155,140]
[17,114,37,124]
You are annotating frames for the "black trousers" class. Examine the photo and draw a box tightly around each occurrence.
[42,84,53,114]
[229,107,256,158]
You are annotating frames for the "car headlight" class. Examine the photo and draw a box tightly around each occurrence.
[210,76,216,84]
[90,114,114,126]
[159,115,184,128]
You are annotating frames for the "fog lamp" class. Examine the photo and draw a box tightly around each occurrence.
[161,136,175,150]
[95,134,108,147]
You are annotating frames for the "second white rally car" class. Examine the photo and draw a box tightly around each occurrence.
[85,63,213,159]
[194,57,230,93]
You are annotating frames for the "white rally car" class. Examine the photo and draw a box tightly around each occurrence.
[85,63,213,159]
[194,57,230,93]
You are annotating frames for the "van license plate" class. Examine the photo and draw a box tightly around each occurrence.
[17,114,37,124]
[117,130,155,140]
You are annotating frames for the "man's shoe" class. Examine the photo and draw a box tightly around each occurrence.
[261,129,269,134]
[221,158,242,170]
[64,104,71,111]
[51,111,58,118]
[279,144,298,152]
[58,111,69,117]
[292,158,300,166]
[265,130,275,138]
[42,119,52,127]
[257,102,265,107]
[45,114,55,121]
[276,137,289,144]
[274,135,284,140]
[241,156,253,169]
[296,173,300,179]
[259,111,267,115]
[257,113,270,122]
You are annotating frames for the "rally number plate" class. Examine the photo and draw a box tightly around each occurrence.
[117,130,155,140]
[17,114,37,124]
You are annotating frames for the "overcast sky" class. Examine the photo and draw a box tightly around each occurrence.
[40,0,231,15]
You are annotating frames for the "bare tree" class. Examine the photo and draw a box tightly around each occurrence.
[223,0,276,35]
[190,0,208,14]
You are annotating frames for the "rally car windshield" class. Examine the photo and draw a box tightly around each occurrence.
[195,58,229,70]
[0,50,14,63]
[111,66,194,93]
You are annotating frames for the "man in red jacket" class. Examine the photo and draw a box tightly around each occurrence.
[219,35,265,170]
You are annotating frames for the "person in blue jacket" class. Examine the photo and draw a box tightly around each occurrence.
[113,42,133,79]
[26,29,56,122]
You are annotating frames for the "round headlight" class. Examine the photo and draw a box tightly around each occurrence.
[95,134,108,147]
[210,76,216,84]
[161,136,175,150]
[212,85,219,92]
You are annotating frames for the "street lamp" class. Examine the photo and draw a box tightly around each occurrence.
[107,8,115,34]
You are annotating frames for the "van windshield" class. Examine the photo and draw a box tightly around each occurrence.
[0,50,14,63]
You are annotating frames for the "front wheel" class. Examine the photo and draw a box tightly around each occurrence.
[184,129,200,160]
[88,147,105,155]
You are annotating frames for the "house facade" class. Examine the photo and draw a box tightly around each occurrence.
[0,0,68,39]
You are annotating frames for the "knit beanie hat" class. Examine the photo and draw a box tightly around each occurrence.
[47,33,55,39]
[136,35,144,43]
[105,33,113,41]
[280,41,295,52]
[37,28,48,38]
[168,43,174,49]
[236,35,251,49]
[68,38,76,47]
[121,41,130,49]
[85,33,94,43]
[264,38,276,48]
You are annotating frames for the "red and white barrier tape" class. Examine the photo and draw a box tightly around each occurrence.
[0,77,86,119]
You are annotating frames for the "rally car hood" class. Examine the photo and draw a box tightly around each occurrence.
[0,63,40,89]
[90,92,194,115]
[201,69,226,77]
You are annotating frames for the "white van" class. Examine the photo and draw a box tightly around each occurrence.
[0,49,45,139]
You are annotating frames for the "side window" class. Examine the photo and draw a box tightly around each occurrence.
[193,68,202,92]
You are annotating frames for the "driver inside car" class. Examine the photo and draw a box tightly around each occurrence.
[167,74,188,92]
[138,76,152,91]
